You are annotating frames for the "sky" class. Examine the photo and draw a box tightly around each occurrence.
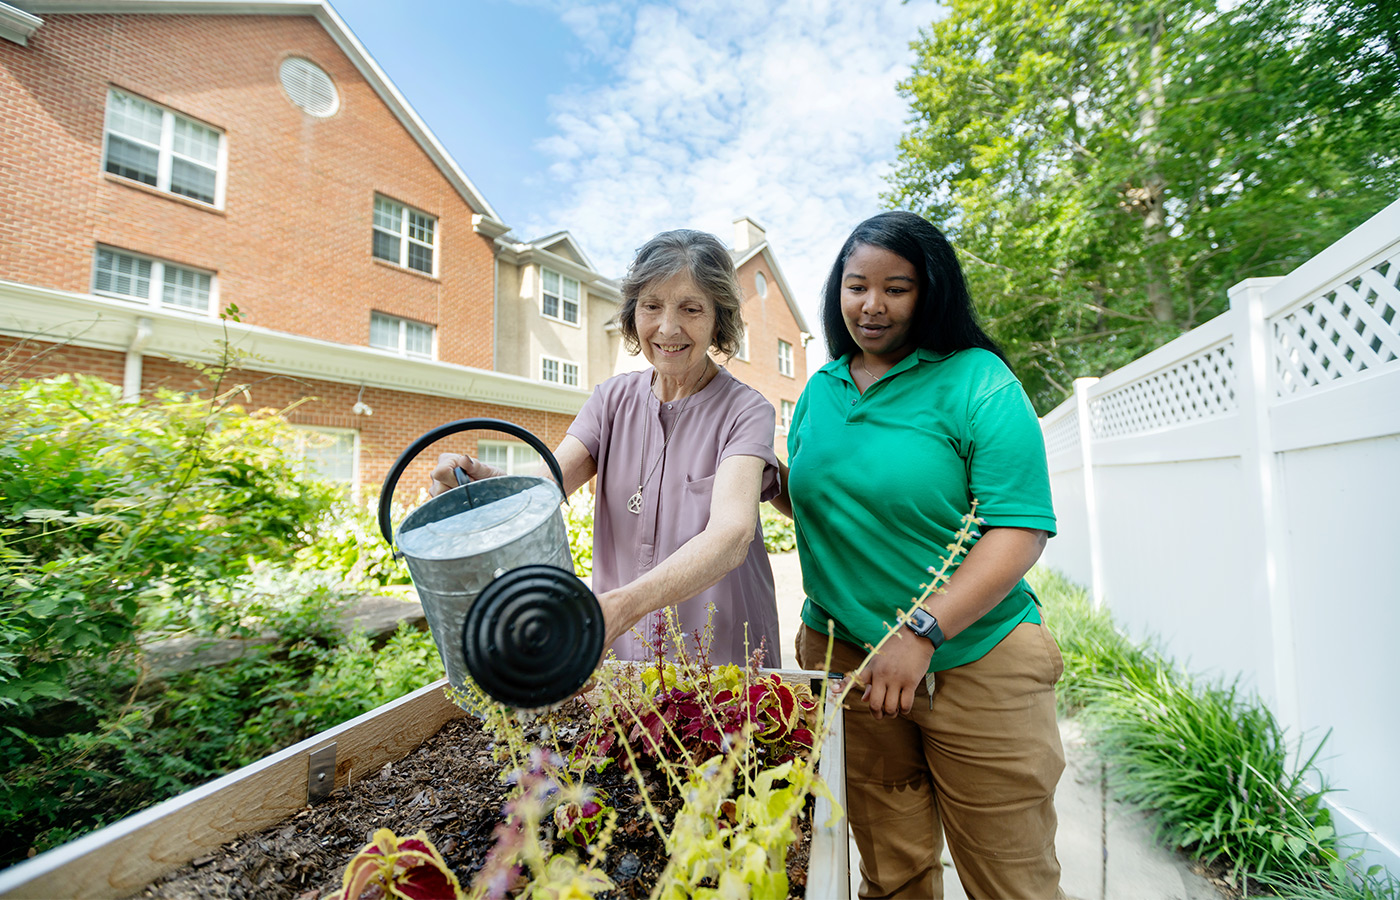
[327,0,942,357]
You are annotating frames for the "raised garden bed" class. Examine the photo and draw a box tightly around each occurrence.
[0,671,846,900]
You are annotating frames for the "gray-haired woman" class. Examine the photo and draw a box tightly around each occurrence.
[430,229,781,666]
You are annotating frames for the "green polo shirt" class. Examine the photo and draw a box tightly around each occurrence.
[788,348,1057,672]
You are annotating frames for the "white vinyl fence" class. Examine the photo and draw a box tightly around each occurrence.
[1040,198,1400,874]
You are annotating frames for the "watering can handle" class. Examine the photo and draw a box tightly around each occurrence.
[377,418,566,547]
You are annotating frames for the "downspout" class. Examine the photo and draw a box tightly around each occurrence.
[122,317,153,402]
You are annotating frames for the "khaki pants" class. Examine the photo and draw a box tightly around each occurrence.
[798,622,1067,900]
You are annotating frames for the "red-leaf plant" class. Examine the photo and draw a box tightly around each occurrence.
[569,614,819,781]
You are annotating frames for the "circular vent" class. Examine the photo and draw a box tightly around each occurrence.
[279,57,338,117]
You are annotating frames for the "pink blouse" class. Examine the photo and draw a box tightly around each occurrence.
[567,366,781,666]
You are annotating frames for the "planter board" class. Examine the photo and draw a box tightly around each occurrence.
[0,669,848,900]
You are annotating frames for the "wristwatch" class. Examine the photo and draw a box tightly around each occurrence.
[906,607,946,651]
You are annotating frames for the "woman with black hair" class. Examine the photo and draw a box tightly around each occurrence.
[777,211,1066,899]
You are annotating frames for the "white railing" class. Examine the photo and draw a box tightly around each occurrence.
[1040,197,1400,876]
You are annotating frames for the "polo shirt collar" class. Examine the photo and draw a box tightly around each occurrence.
[819,347,955,385]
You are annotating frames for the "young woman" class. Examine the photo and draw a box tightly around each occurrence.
[780,211,1066,899]
[431,229,781,666]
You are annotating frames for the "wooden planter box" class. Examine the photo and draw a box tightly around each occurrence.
[0,670,848,900]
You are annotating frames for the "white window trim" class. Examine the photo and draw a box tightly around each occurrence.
[779,399,794,433]
[540,266,582,327]
[101,88,227,208]
[292,426,360,494]
[477,439,543,476]
[778,339,794,377]
[91,245,218,316]
[539,353,579,386]
[372,194,438,277]
[369,311,436,359]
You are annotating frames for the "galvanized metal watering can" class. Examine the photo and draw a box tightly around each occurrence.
[378,419,604,709]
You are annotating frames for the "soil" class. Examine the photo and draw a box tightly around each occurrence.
[135,700,812,900]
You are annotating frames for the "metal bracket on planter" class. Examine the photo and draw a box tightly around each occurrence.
[308,743,336,804]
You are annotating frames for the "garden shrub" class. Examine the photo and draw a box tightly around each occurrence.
[1028,567,1386,895]
[0,372,352,862]
[760,502,795,554]
[292,492,414,592]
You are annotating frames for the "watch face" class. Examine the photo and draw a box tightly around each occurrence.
[908,608,944,649]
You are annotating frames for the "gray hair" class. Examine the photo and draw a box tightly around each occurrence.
[617,229,744,358]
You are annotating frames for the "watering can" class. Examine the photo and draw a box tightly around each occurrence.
[378,419,604,709]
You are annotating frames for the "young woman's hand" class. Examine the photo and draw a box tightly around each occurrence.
[859,631,935,719]
[428,453,504,497]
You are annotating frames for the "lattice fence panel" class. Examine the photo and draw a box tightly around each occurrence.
[1272,253,1400,397]
[1089,342,1238,439]
[1043,409,1080,458]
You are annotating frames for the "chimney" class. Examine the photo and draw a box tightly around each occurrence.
[732,217,767,252]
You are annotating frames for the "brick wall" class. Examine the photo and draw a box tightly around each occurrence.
[0,12,496,368]
[2,335,577,495]
[727,254,808,458]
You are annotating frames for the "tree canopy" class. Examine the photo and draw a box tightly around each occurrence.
[887,0,1400,411]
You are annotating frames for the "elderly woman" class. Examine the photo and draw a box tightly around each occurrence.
[431,229,781,666]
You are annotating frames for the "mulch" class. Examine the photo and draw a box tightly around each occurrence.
[135,698,812,900]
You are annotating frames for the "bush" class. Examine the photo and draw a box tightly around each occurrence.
[1028,568,1384,895]
[0,373,350,862]
[760,502,795,553]
[0,374,341,710]
[292,492,414,592]
[563,486,594,576]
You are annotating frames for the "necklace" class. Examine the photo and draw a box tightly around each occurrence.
[627,370,706,514]
[858,356,884,383]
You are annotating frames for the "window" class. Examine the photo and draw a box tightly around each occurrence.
[372,195,436,275]
[93,246,214,313]
[778,339,794,377]
[541,268,580,324]
[755,271,768,297]
[369,311,435,358]
[539,355,579,386]
[734,324,749,361]
[477,440,542,475]
[780,400,794,432]
[293,427,357,485]
[103,89,223,206]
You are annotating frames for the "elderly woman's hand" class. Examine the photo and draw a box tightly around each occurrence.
[428,453,505,497]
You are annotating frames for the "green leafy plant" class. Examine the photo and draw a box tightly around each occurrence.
[0,368,442,864]
[1028,568,1392,894]
[563,487,594,577]
[1030,567,1154,715]
[292,492,414,592]
[759,502,795,554]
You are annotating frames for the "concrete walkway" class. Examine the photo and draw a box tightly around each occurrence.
[767,551,1227,900]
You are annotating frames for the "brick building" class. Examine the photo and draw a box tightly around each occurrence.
[0,0,810,488]
[725,218,810,458]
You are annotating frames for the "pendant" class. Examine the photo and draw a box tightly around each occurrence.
[627,489,644,514]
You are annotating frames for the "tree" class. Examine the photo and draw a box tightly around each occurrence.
[887,0,1400,411]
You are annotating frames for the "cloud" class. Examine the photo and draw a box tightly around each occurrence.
[515,0,940,356]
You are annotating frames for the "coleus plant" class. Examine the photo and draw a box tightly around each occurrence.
[329,828,464,900]
[571,659,819,776]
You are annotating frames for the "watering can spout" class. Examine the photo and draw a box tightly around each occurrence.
[379,419,604,710]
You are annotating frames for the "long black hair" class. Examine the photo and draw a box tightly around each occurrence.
[821,211,1005,364]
